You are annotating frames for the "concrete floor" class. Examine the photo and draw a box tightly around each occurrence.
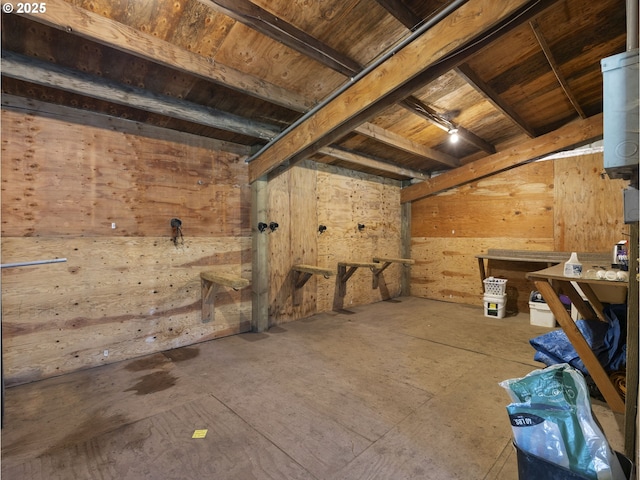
[1,297,625,479]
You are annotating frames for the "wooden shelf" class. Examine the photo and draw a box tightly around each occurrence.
[200,271,250,323]
[292,264,334,290]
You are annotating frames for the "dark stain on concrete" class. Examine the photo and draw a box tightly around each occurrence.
[162,347,199,362]
[124,353,170,372]
[125,371,177,395]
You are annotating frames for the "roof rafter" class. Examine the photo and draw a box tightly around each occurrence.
[354,122,460,168]
[13,0,313,112]
[373,0,424,30]
[200,0,362,77]
[317,146,429,180]
[401,113,603,203]
[247,0,562,182]
[455,63,538,137]
[399,97,496,154]
[530,19,586,119]
[1,50,281,140]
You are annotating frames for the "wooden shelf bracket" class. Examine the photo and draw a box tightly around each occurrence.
[200,271,250,323]
[291,264,335,306]
[337,261,380,297]
[372,257,414,288]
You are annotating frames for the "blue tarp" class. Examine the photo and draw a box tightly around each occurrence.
[530,304,627,374]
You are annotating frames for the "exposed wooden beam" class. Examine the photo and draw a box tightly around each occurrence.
[317,146,429,180]
[249,0,559,182]
[200,0,361,77]
[1,50,281,140]
[374,0,424,30]
[11,0,312,112]
[400,113,603,203]
[400,97,496,154]
[248,0,559,183]
[354,123,459,168]
[455,63,538,138]
[530,19,586,119]
[200,0,473,164]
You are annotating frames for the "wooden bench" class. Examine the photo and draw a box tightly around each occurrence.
[200,271,250,323]
[337,261,380,297]
[291,264,335,305]
[372,257,414,288]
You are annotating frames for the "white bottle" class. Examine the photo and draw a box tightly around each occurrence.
[564,252,582,278]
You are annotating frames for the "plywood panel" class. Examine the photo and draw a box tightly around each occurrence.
[316,164,403,312]
[553,153,630,251]
[1,108,250,237]
[2,237,251,385]
[1,106,252,385]
[410,153,627,312]
[411,237,553,312]
[411,160,554,238]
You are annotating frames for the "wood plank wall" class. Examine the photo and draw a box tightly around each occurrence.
[1,99,252,385]
[266,162,404,325]
[410,154,630,313]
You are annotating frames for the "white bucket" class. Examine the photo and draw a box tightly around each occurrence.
[484,293,507,319]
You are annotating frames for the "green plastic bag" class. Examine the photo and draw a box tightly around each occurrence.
[500,364,625,480]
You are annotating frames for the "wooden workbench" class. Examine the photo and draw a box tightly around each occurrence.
[526,263,628,413]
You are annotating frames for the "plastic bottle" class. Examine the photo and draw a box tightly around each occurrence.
[564,252,582,278]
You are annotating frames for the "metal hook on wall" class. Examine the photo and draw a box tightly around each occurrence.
[171,218,183,246]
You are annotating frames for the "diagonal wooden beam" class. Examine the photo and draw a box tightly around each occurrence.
[248,0,559,183]
[455,63,538,138]
[354,123,459,168]
[8,0,312,112]
[200,0,362,77]
[530,19,586,119]
[399,97,496,154]
[374,0,424,30]
[1,50,281,140]
[400,113,603,203]
[317,146,429,180]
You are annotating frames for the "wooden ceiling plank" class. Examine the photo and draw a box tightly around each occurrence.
[400,113,603,203]
[12,0,312,112]
[530,19,586,119]
[455,63,538,138]
[318,146,429,180]
[2,50,281,140]
[399,97,496,154]
[200,0,361,76]
[354,122,460,168]
[248,0,558,183]
[373,0,424,30]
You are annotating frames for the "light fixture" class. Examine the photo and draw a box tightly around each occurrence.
[448,128,459,144]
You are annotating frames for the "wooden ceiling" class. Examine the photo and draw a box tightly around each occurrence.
[1,0,629,186]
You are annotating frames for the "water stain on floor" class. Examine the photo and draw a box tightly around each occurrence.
[124,354,170,372]
[124,371,177,395]
[162,347,199,362]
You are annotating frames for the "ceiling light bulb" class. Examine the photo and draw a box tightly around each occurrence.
[449,129,459,143]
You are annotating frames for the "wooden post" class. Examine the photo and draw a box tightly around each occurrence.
[401,199,411,296]
[624,221,638,458]
[252,176,269,332]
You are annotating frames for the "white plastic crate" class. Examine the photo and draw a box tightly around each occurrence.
[483,276,507,296]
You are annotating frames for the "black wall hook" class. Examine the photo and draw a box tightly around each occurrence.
[358,223,365,231]
[318,225,327,234]
[269,222,279,232]
[170,218,183,245]
[257,222,268,233]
